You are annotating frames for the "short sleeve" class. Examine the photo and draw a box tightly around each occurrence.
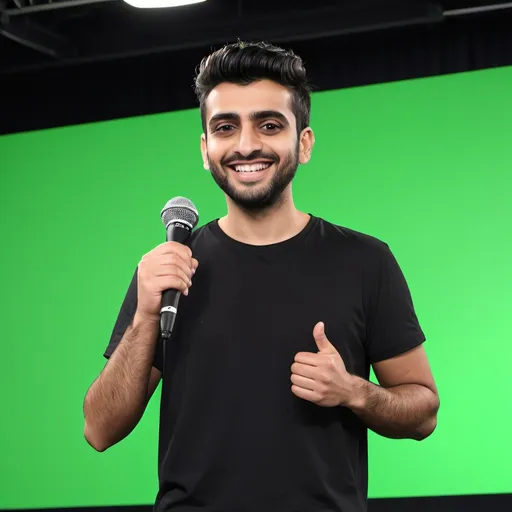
[103,267,164,371]
[365,244,426,363]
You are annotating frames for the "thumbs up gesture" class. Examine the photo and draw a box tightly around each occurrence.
[291,322,357,408]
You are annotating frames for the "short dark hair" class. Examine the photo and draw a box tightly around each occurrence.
[194,41,312,136]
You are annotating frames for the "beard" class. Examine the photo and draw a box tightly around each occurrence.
[207,143,300,212]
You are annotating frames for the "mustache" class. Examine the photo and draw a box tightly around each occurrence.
[222,152,277,166]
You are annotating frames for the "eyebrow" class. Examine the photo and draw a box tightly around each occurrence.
[208,110,289,131]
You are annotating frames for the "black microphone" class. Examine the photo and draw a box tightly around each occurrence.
[159,196,199,340]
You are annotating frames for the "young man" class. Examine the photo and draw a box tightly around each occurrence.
[84,41,439,512]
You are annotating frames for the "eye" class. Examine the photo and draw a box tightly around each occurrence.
[261,123,281,132]
[215,124,235,133]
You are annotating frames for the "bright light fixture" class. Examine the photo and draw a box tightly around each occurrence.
[123,0,205,9]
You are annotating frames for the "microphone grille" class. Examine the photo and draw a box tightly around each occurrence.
[161,196,199,229]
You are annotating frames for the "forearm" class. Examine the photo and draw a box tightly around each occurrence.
[348,377,440,440]
[83,312,159,451]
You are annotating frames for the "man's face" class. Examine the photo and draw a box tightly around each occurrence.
[200,80,313,211]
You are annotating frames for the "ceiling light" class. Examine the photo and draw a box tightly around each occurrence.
[123,0,206,9]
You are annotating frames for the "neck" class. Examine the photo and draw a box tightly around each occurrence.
[218,186,310,246]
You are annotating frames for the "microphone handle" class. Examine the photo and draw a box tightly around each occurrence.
[160,222,192,339]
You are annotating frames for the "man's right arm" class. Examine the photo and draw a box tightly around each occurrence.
[83,240,198,452]
[83,312,162,452]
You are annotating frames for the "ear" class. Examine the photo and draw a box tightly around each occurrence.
[298,127,315,165]
[200,133,209,170]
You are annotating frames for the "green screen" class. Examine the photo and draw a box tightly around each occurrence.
[1,66,511,509]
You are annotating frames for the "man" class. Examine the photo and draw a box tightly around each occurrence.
[84,41,439,512]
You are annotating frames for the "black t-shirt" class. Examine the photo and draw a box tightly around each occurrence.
[104,215,426,512]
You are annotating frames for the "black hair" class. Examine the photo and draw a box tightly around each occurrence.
[194,41,312,136]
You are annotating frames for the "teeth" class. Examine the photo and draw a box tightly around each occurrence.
[234,163,271,173]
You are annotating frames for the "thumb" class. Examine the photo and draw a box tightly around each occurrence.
[313,322,335,353]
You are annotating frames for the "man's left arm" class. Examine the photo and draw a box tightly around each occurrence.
[349,344,440,440]
[291,244,439,440]
[291,323,440,441]
[349,242,439,440]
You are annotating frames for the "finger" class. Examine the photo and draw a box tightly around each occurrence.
[155,275,190,295]
[313,321,335,353]
[294,352,319,366]
[290,373,317,391]
[291,385,321,403]
[291,362,319,380]
[158,241,193,262]
[156,263,192,287]
[161,253,195,278]
[160,253,194,278]
[191,258,199,272]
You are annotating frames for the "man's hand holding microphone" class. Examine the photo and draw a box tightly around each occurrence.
[136,241,198,321]
[83,197,199,452]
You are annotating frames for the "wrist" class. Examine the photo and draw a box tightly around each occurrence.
[346,375,368,411]
[133,309,160,326]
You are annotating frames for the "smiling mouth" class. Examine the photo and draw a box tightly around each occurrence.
[228,162,273,173]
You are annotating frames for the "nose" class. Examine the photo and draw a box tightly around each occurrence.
[234,125,263,156]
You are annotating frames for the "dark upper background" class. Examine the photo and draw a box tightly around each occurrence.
[1,0,512,136]
[1,3,512,512]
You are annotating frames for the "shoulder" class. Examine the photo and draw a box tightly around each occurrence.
[313,216,390,259]
[187,220,222,254]
[189,221,215,243]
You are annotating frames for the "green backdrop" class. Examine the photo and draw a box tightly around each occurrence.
[1,65,511,509]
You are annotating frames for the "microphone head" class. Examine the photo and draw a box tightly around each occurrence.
[161,196,199,230]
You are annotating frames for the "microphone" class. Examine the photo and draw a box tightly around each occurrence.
[159,196,199,340]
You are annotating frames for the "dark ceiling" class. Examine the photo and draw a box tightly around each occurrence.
[1,0,512,134]
[1,0,510,73]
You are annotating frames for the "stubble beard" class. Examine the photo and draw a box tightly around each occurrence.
[207,143,300,212]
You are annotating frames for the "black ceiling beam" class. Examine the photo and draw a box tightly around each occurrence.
[4,0,116,16]
[0,15,72,58]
